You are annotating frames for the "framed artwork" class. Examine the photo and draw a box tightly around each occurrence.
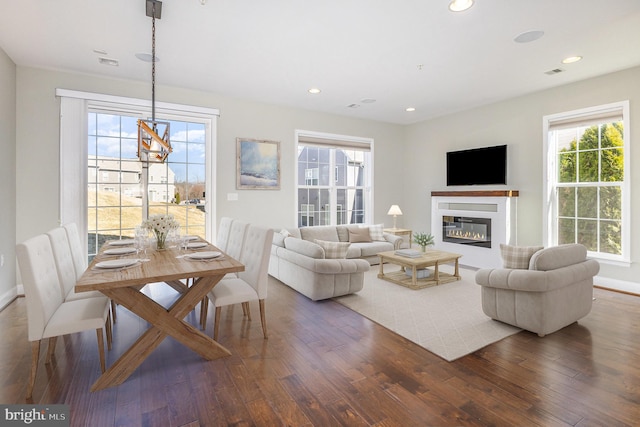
[236,138,281,189]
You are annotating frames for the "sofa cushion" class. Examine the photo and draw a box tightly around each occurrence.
[500,244,543,269]
[314,239,350,259]
[284,237,324,259]
[336,226,350,242]
[272,232,286,248]
[353,241,394,257]
[348,227,372,243]
[529,243,587,271]
[300,226,339,242]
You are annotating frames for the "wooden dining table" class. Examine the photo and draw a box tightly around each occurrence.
[75,239,244,392]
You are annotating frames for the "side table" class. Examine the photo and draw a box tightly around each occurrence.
[384,228,412,249]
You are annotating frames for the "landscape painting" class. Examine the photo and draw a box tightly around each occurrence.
[236,138,281,189]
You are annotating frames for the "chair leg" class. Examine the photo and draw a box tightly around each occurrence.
[45,336,57,364]
[27,341,40,399]
[200,298,209,330]
[110,300,117,323]
[259,299,268,339]
[96,329,106,373]
[105,312,113,351]
[213,306,221,341]
[243,302,252,321]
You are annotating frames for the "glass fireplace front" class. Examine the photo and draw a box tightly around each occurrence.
[442,216,491,248]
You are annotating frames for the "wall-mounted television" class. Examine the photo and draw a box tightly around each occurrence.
[446,144,507,186]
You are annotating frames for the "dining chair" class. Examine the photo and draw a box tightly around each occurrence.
[63,222,118,323]
[17,234,111,399]
[195,216,233,318]
[200,219,249,329]
[46,227,113,344]
[203,225,274,340]
[216,217,234,252]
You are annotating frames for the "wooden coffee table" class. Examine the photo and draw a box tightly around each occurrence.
[377,249,462,290]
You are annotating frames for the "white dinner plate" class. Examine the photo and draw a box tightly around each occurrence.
[184,235,199,241]
[108,239,135,246]
[95,259,139,269]
[104,247,137,255]
[187,242,208,249]
[185,251,222,260]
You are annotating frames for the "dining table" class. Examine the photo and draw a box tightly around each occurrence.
[75,238,244,392]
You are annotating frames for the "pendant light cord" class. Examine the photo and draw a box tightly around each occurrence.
[151,3,156,124]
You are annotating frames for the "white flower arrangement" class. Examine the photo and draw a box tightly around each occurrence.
[413,232,434,250]
[142,214,179,249]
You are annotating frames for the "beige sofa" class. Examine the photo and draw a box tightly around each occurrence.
[268,225,403,300]
[475,244,599,337]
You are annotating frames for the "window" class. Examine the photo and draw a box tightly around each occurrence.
[87,112,208,259]
[296,131,373,227]
[543,101,630,263]
[58,89,218,263]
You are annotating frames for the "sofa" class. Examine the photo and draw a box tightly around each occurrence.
[475,243,600,337]
[268,224,403,300]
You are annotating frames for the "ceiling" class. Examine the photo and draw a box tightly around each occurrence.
[1,0,640,125]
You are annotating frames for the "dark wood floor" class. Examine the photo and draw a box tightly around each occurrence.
[2,276,639,427]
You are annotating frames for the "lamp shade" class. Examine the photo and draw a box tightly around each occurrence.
[387,205,403,216]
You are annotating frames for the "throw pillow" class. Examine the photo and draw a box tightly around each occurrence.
[366,223,385,241]
[280,229,291,237]
[500,244,544,269]
[314,239,350,259]
[348,227,372,243]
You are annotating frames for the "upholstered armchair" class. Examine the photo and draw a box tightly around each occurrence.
[475,244,600,337]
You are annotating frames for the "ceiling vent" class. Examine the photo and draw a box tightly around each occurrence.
[98,57,119,66]
[544,68,564,75]
[347,103,361,108]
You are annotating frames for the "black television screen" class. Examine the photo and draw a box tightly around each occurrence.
[446,145,507,186]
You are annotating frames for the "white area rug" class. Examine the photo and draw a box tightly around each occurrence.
[334,265,521,361]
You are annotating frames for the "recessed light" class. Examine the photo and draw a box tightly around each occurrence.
[405,107,416,112]
[514,30,545,43]
[135,53,158,63]
[360,98,376,104]
[449,0,474,12]
[93,49,108,55]
[562,56,583,64]
[308,88,321,94]
[98,57,119,67]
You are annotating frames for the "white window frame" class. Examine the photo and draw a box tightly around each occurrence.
[542,100,630,265]
[57,89,219,256]
[295,130,374,226]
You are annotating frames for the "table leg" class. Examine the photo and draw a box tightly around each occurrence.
[434,261,440,285]
[454,258,460,279]
[93,275,229,391]
[412,265,417,289]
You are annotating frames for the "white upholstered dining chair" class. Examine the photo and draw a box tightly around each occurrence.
[203,225,274,340]
[63,222,118,323]
[17,234,111,399]
[216,217,234,252]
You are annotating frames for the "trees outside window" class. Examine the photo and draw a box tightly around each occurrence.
[545,101,629,263]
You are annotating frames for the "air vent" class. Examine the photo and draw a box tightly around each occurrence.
[347,103,361,108]
[98,57,119,66]
[545,68,564,75]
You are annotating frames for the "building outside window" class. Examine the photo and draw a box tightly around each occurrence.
[296,132,372,227]
[543,101,630,263]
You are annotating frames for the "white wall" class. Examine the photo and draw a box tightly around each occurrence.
[0,47,16,308]
[14,66,405,245]
[403,66,640,288]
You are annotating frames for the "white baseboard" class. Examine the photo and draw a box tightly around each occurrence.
[0,286,19,311]
[595,275,640,295]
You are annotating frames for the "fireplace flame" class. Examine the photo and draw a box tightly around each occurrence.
[446,230,487,241]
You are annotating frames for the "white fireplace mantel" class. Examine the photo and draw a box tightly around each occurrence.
[431,191,518,269]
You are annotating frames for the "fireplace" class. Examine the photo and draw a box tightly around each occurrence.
[442,216,491,248]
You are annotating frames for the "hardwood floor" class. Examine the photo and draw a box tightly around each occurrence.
[1,277,639,426]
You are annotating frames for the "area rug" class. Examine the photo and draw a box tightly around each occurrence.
[334,265,521,361]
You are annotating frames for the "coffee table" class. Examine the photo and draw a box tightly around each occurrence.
[377,249,462,290]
